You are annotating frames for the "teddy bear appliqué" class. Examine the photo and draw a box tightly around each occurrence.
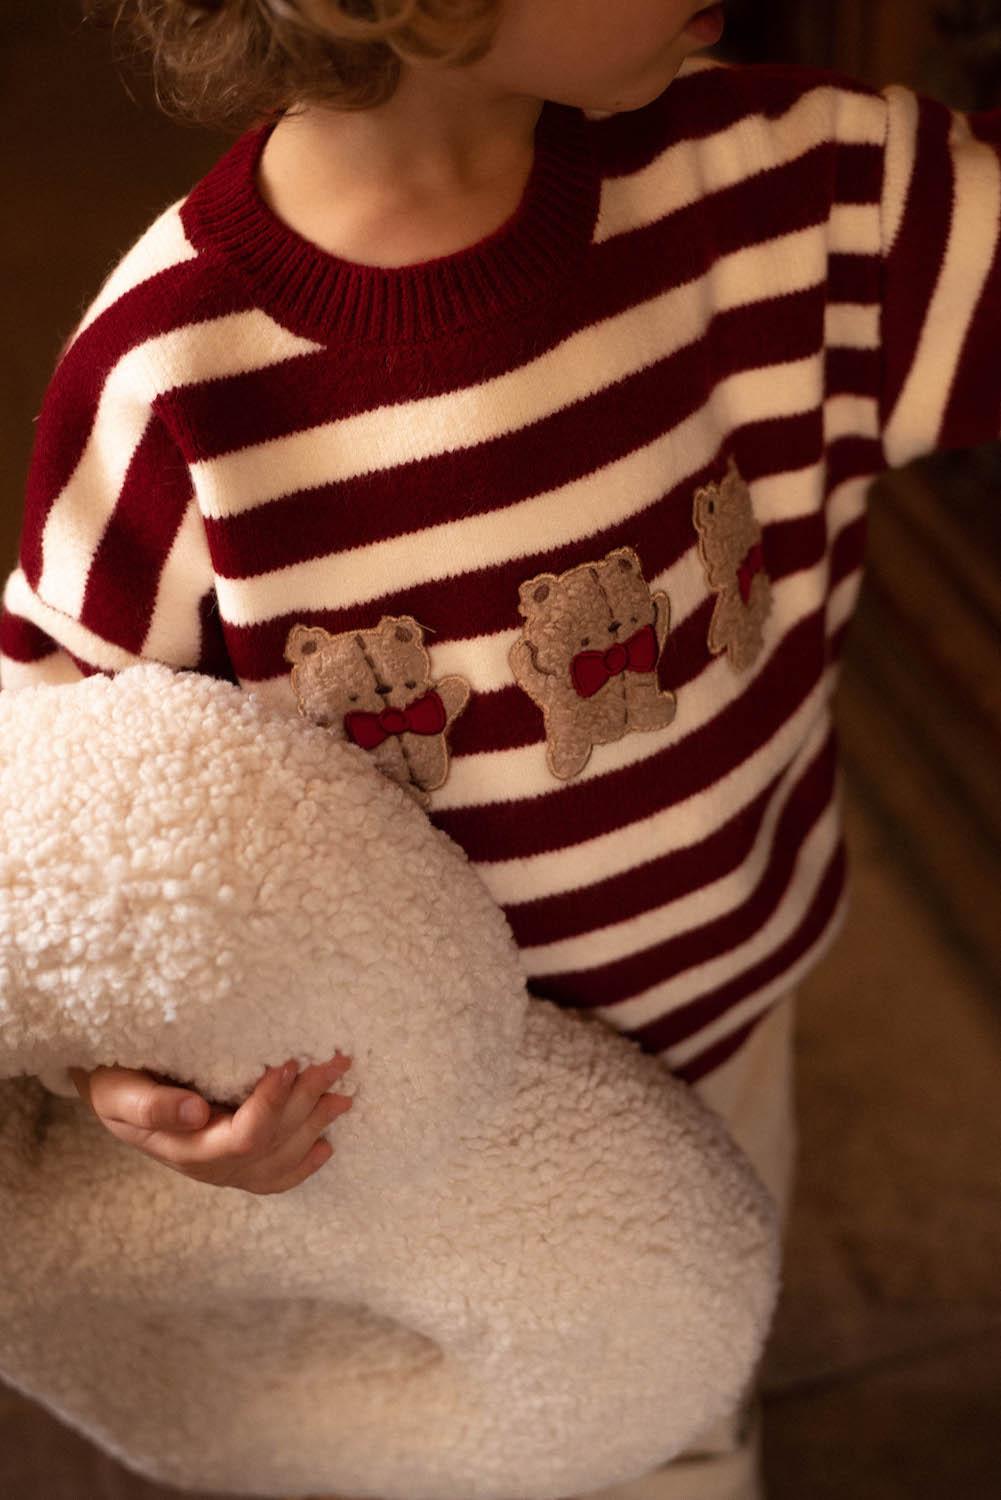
[285,615,470,807]
[509,546,677,781]
[692,454,772,673]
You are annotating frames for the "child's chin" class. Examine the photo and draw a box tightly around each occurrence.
[589,72,683,117]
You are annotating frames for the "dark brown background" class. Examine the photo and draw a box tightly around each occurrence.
[1,3,999,1497]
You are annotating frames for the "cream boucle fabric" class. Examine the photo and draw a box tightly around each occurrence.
[0,663,779,1500]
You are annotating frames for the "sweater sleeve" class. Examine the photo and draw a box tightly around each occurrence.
[0,318,234,693]
[878,85,1001,469]
[0,312,235,1099]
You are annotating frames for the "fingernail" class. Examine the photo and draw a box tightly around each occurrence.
[179,1098,205,1126]
[281,1061,298,1086]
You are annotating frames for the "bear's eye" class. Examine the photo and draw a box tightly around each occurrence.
[631,615,638,624]
[707,499,715,514]
[348,694,359,703]
[580,636,590,647]
[405,679,416,689]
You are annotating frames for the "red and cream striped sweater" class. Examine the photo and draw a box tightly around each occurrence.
[3,56,999,1087]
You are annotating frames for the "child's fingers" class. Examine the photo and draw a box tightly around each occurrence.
[86,1057,353,1191]
[155,1058,350,1177]
[150,1090,349,1194]
[248,1094,349,1191]
[265,1136,334,1195]
[119,1062,293,1164]
[201,1061,296,1153]
[157,1057,302,1147]
[228,1054,352,1158]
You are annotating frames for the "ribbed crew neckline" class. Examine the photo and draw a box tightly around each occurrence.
[182,100,601,347]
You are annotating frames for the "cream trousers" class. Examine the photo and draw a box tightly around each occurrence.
[573,991,799,1500]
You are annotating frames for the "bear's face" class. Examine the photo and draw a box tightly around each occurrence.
[517,549,654,678]
[593,551,656,642]
[285,617,432,733]
[360,618,433,709]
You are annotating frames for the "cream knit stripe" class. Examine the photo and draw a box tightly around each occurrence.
[205,358,874,624]
[32,67,962,640]
[27,70,892,633]
[1,570,141,677]
[35,346,163,619]
[142,498,218,667]
[5,452,864,716]
[142,310,326,390]
[825,390,882,445]
[518,710,833,974]
[881,91,1001,469]
[0,647,82,691]
[825,303,880,348]
[187,223,855,528]
[598,794,841,1029]
[64,202,199,352]
[824,471,872,652]
[827,570,866,654]
[662,885,849,1070]
[233,461,868,702]
[33,311,323,626]
[878,85,918,257]
[593,71,885,245]
[472,668,834,908]
[33,254,830,624]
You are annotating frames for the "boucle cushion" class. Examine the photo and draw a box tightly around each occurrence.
[0,663,779,1500]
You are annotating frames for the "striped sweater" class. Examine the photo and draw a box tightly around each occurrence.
[3,55,999,1089]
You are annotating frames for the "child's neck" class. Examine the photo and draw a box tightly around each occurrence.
[257,73,543,270]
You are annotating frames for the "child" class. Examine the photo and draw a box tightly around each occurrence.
[2,1,999,1495]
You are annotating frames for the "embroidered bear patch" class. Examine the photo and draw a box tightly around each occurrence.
[509,546,676,781]
[284,616,470,808]
[692,454,772,673]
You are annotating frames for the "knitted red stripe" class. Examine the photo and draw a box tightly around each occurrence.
[631,839,847,1057]
[434,608,827,862]
[524,730,837,1005]
[506,730,836,945]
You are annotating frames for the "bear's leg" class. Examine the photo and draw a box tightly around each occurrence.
[547,725,594,780]
[625,681,677,733]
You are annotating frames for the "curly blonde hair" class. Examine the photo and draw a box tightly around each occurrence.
[82,1,504,133]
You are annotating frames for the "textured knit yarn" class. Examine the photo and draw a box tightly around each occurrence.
[4,56,999,1097]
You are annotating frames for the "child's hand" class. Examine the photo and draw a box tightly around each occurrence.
[66,1055,353,1195]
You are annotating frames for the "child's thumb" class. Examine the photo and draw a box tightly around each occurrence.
[174,1094,209,1129]
[75,1065,209,1133]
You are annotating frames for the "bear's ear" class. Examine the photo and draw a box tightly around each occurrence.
[284,623,332,664]
[380,614,425,646]
[517,573,559,617]
[606,546,641,576]
[692,484,719,533]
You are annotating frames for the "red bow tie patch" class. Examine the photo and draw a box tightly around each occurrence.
[344,689,447,749]
[737,541,764,604]
[570,623,659,699]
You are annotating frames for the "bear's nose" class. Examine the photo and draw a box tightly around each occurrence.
[374,682,392,695]
[607,620,621,634]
